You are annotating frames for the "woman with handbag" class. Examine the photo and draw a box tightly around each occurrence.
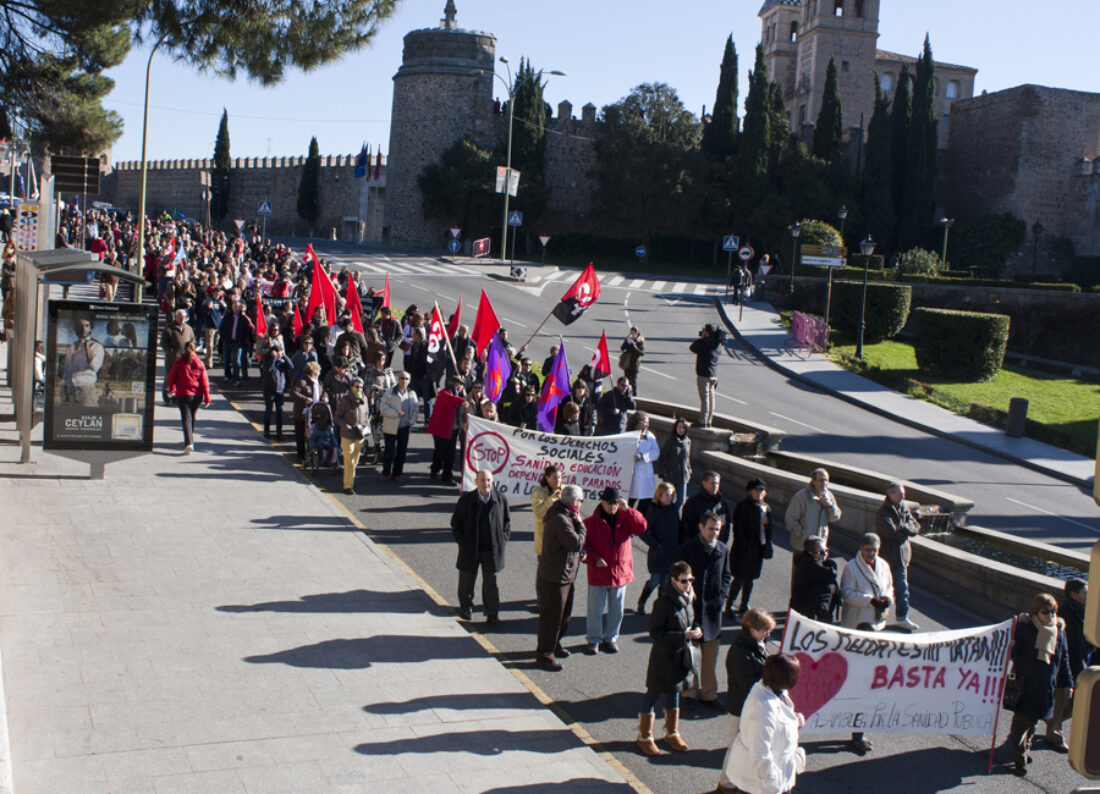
[1005,593,1073,777]
[636,560,701,756]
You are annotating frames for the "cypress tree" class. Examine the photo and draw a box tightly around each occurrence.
[737,44,772,182]
[702,35,739,162]
[860,79,895,252]
[812,58,844,162]
[211,110,231,222]
[767,81,790,170]
[510,58,550,226]
[905,35,938,249]
[889,64,911,248]
[297,136,321,227]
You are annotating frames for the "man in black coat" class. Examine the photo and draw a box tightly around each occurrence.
[689,323,724,427]
[595,376,635,435]
[673,511,731,707]
[450,469,512,626]
[679,470,733,546]
[1046,578,1093,750]
[535,485,587,671]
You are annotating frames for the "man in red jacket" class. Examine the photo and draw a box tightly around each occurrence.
[582,486,647,654]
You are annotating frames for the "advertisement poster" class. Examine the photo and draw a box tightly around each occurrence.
[44,301,158,451]
[12,200,40,252]
[462,416,638,502]
[780,610,1014,736]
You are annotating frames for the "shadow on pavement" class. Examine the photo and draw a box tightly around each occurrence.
[217,588,447,616]
[362,691,537,715]
[354,728,581,757]
[797,745,978,790]
[243,634,484,668]
[250,514,355,530]
[482,780,635,792]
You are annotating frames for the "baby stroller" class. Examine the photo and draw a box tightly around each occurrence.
[305,401,340,475]
[361,388,386,466]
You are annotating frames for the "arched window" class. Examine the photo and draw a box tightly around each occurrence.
[946,80,959,99]
[880,73,894,92]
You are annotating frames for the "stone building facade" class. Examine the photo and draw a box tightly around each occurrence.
[759,0,977,147]
[943,84,1100,261]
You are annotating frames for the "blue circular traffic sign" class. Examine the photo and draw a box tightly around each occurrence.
[635,246,647,258]
[448,239,461,253]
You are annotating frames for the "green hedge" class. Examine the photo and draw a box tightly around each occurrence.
[896,273,1081,292]
[911,307,1010,381]
[830,281,912,341]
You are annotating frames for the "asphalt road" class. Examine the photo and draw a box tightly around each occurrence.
[215,243,1093,792]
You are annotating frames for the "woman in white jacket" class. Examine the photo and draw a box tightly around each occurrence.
[839,532,895,631]
[720,654,806,794]
[627,412,660,514]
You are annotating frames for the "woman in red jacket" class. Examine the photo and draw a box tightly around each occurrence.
[165,340,210,454]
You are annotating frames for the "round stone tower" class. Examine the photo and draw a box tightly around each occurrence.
[384,2,496,248]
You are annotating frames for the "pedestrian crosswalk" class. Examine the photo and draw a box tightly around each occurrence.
[536,269,723,296]
[322,254,481,277]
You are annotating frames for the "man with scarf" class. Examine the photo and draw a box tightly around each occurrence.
[840,532,894,755]
[875,482,921,631]
[785,468,842,598]
[674,511,732,709]
[535,485,587,671]
[335,377,371,495]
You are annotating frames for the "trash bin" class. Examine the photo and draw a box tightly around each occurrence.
[1006,397,1028,437]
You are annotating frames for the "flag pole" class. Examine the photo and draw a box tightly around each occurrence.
[434,301,459,373]
[518,307,556,354]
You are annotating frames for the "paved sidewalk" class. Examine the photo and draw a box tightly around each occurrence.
[721,299,1096,487]
[0,352,629,792]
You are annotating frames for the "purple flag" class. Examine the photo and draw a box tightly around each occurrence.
[485,334,512,404]
[537,337,571,433]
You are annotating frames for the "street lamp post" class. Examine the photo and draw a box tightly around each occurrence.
[135,31,172,304]
[855,236,876,360]
[493,58,564,266]
[787,222,801,309]
[1031,221,1044,274]
[838,205,848,242]
[825,206,849,329]
[938,217,954,271]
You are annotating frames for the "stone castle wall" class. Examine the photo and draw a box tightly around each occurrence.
[101,155,387,241]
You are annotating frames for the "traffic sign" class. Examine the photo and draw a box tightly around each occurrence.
[759,263,773,277]
[449,227,462,239]
[257,200,273,216]
[738,245,754,262]
[635,246,647,259]
[508,211,523,227]
[233,219,245,231]
[539,235,551,247]
[472,237,491,258]
[723,235,740,252]
[800,244,847,267]
[447,239,461,253]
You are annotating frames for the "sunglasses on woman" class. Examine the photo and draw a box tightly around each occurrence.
[677,577,694,584]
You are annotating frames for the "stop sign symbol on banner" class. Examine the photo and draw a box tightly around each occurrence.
[738,245,754,262]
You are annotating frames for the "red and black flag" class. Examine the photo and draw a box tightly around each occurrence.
[551,263,601,325]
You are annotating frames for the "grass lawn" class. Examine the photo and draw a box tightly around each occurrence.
[826,333,1100,457]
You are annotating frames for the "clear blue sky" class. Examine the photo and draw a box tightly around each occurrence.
[102,0,1094,163]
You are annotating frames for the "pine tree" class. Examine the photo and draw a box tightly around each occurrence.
[860,79,895,252]
[702,35,739,162]
[889,64,912,248]
[211,110,231,222]
[905,35,938,249]
[510,58,550,228]
[297,137,322,227]
[812,58,844,162]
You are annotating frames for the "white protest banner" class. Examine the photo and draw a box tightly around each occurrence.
[781,610,1014,737]
[462,416,637,501]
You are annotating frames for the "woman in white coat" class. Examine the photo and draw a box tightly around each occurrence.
[628,412,660,514]
[839,532,895,631]
[720,653,806,794]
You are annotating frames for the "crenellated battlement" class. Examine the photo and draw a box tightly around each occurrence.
[109,154,387,172]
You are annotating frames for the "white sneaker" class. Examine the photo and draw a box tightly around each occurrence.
[184,445,193,455]
[899,617,920,631]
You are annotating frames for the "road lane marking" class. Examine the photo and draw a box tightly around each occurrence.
[627,279,645,289]
[640,365,676,381]
[693,285,708,295]
[1005,498,1100,534]
[607,276,624,286]
[651,280,666,291]
[502,317,529,328]
[768,410,824,432]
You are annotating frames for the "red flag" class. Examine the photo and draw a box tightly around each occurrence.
[446,295,463,339]
[374,151,382,181]
[346,279,365,333]
[588,330,612,381]
[382,274,391,308]
[426,305,447,363]
[292,305,303,338]
[305,260,337,327]
[552,263,602,325]
[470,290,500,357]
[302,243,319,269]
[255,297,267,337]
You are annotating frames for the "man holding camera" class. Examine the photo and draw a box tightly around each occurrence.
[689,324,724,427]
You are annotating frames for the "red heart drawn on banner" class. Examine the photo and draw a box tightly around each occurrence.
[789,652,848,719]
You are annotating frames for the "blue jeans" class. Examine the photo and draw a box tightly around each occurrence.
[892,562,910,620]
[223,342,243,380]
[586,584,626,645]
[640,687,680,715]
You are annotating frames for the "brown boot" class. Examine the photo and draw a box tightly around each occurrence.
[636,712,660,756]
[663,708,688,751]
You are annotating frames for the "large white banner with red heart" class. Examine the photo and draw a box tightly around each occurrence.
[781,610,1015,736]
[462,416,638,502]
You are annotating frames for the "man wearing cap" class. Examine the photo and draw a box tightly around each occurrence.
[582,487,647,654]
[335,377,371,495]
[727,478,773,618]
[674,511,732,707]
[450,469,512,625]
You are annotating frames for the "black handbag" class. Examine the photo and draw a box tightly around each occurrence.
[1002,667,1022,710]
